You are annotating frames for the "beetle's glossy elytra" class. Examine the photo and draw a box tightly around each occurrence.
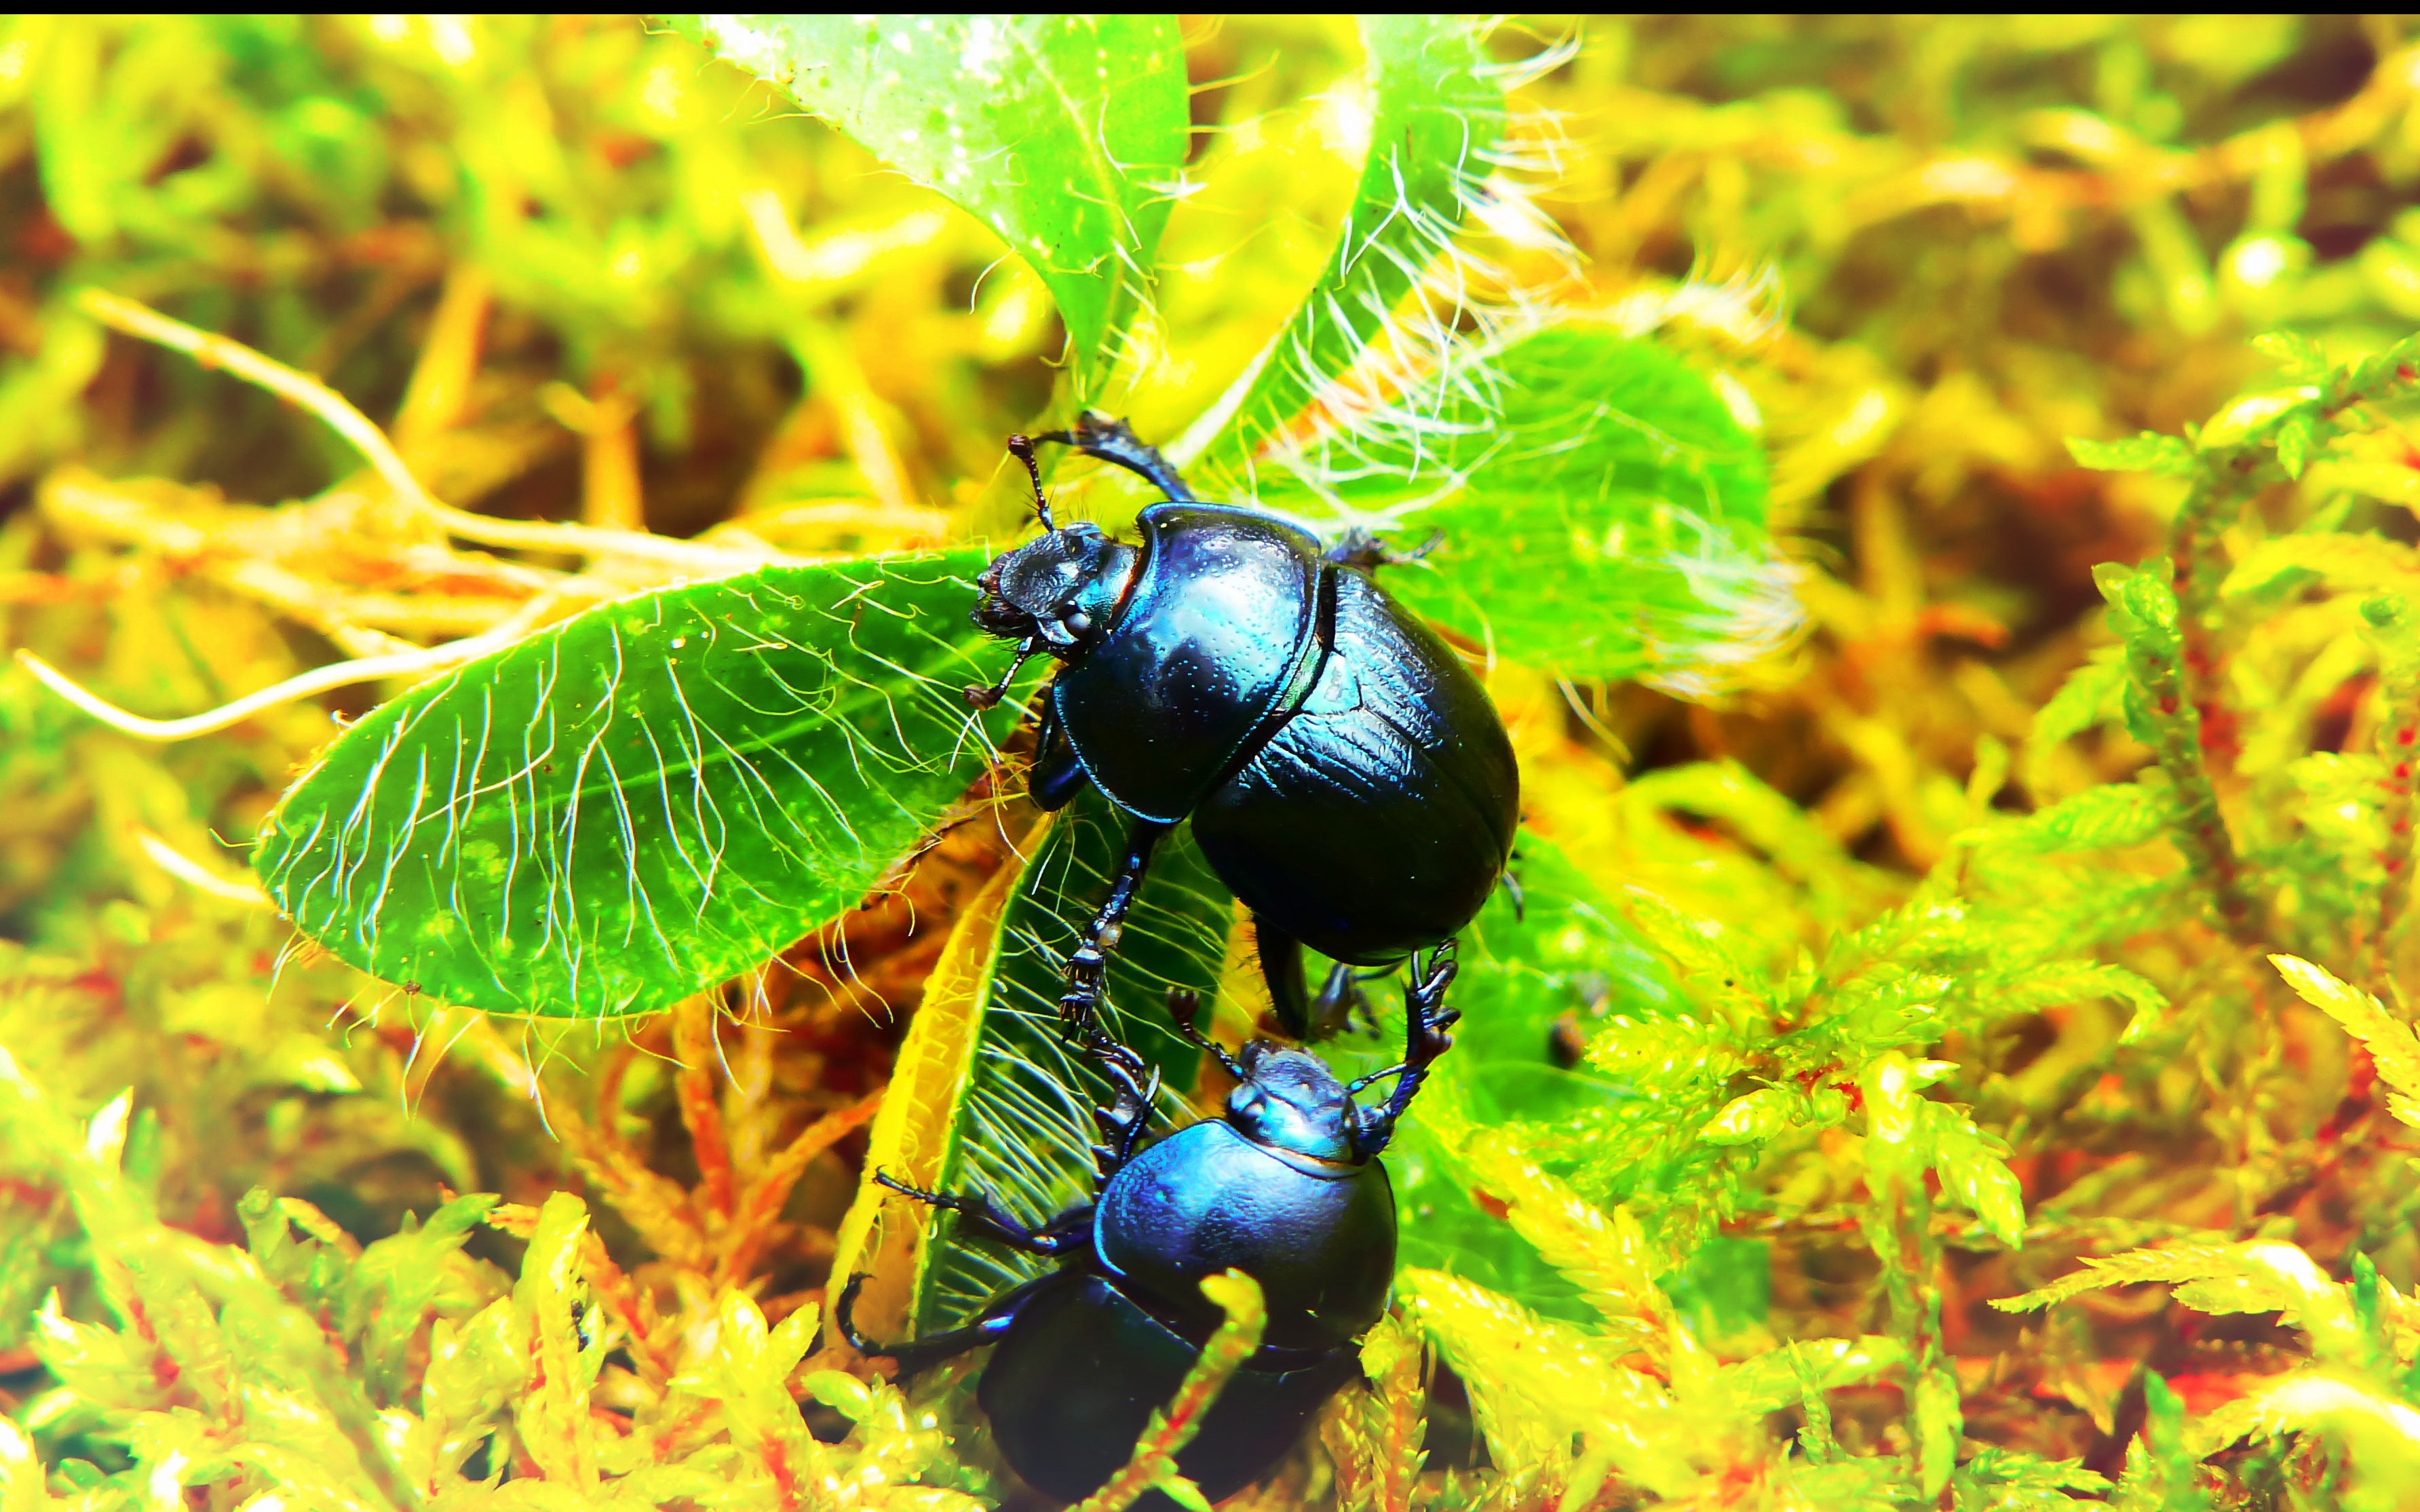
[1050,505,1325,823]
[1098,1093,1396,1352]
[968,416,1518,1036]
[839,952,1460,1508]
[976,1272,1358,1505]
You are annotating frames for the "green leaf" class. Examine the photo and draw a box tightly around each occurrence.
[253,552,1021,1019]
[2025,647,2126,754]
[2222,532,2419,598]
[1993,783,2182,853]
[1185,16,1507,466]
[670,15,1188,395]
[1954,1447,2112,1505]
[919,790,1233,1334]
[2066,431,2200,477]
[1263,323,1784,684]
[1919,1102,2024,1246]
[2271,953,2420,1129]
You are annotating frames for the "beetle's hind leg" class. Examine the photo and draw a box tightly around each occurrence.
[872,1171,1094,1258]
[1034,412,1199,503]
[1324,526,1444,571]
[1254,919,1371,1041]
[837,1273,1025,1374]
[1058,818,1172,1030]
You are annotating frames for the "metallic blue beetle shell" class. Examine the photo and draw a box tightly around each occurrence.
[1050,503,1324,823]
[977,1271,1358,1507]
[1095,1117,1395,1352]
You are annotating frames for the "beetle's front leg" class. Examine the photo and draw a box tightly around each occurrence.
[1345,941,1461,1157]
[1075,1020,1161,1186]
[1029,694,1090,812]
[1034,412,1199,503]
[872,1171,1094,1258]
[1058,818,1172,1030]
[967,635,1043,710]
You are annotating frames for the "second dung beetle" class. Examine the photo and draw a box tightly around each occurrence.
[967,414,1518,1038]
[840,945,1459,1508]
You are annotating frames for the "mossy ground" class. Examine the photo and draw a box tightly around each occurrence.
[8,15,2420,1511]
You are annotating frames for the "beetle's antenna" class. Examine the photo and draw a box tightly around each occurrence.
[966,636,1040,710]
[1166,988,1246,1081]
[1006,434,1054,530]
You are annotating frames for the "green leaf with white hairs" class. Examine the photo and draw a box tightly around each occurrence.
[1181,15,1515,467]
[1261,322,1788,686]
[669,14,1189,396]
[252,553,1024,1019]
[915,791,1232,1335]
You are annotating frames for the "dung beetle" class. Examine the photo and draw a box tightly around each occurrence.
[966,415,1518,1038]
[839,946,1458,1507]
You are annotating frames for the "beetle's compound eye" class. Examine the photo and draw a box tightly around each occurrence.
[1061,609,1092,637]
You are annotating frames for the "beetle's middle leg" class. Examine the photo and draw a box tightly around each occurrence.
[1058,817,1172,1029]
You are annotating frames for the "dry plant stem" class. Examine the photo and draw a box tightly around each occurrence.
[2168,467,2246,777]
[581,374,646,531]
[2117,576,2259,942]
[672,996,738,1225]
[12,594,556,741]
[391,263,490,452]
[74,288,768,578]
[2380,708,2420,963]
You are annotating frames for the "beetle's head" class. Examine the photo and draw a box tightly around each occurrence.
[974,523,1136,655]
[1227,1041,1360,1163]
[971,433,1140,660]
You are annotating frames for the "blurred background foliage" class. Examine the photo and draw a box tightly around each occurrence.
[13,12,2420,1510]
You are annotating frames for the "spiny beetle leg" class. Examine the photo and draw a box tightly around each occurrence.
[872,1170,1092,1258]
[1347,939,1461,1157]
[837,1273,1024,1373]
[1498,865,1525,923]
[1057,818,1172,1030]
[1075,1022,1161,1185]
[1034,412,1198,503]
[1324,526,1444,572]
